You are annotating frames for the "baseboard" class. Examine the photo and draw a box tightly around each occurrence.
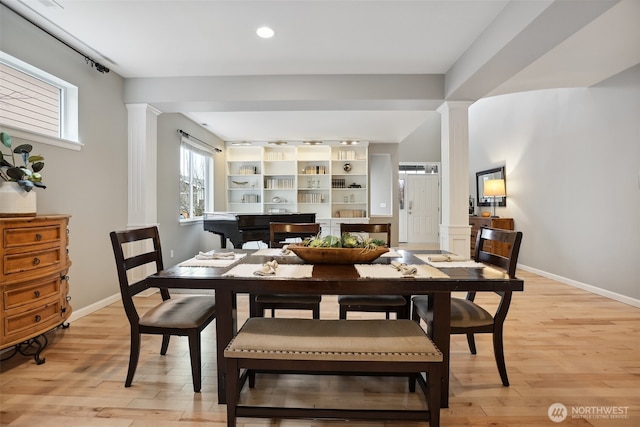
[66,288,158,323]
[519,264,640,308]
[67,293,121,323]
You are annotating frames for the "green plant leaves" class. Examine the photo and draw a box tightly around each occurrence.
[1,133,45,189]
[32,161,44,172]
[0,132,11,148]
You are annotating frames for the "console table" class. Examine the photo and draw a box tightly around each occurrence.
[469,216,514,257]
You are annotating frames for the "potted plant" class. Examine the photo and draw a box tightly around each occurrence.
[0,131,46,216]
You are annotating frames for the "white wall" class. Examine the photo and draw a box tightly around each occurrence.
[469,65,640,301]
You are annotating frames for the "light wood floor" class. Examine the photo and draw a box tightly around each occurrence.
[1,270,639,426]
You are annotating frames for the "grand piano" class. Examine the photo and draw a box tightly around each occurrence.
[203,212,317,248]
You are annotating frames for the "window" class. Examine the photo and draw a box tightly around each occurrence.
[180,140,214,220]
[0,51,79,144]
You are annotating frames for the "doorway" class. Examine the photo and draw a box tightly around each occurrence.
[398,163,440,244]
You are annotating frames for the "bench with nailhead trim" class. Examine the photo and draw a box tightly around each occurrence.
[224,318,443,426]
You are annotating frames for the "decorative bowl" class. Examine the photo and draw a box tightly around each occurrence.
[287,244,389,264]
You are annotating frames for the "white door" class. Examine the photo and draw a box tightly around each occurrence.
[406,174,440,243]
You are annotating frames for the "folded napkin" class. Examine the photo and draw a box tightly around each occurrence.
[280,245,292,255]
[391,260,417,276]
[425,254,468,262]
[254,259,279,276]
[195,251,236,260]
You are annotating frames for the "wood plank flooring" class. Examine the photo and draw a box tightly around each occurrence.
[1,270,639,426]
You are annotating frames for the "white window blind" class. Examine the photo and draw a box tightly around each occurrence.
[180,138,214,220]
[0,62,60,138]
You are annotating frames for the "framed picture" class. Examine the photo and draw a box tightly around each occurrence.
[476,166,506,207]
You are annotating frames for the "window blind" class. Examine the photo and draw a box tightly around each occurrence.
[0,62,60,137]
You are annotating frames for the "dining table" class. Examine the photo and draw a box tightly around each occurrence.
[145,248,524,408]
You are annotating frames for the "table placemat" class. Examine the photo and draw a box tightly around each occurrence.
[223,263,314,278]
[252,248,298,257]
[380,249,402,258]
[354,264,449,279]
[413,254,485,269]
[179,252,246,268]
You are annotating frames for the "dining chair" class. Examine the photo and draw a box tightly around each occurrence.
[109,226,217,392]
[250,222,322,318]
[337,223,409,319]
[411,226,523,386]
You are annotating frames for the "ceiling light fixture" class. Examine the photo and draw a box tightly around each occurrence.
[256,26,275,39]
[340,140,359,145]
[268,141,287,145]
[303,141,323,145]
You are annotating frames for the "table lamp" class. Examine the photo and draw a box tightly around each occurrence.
[483,178,505,218]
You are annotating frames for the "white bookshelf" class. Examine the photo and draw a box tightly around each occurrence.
[224,142,369,228]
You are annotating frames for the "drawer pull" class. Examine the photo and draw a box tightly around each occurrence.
[34,290,41,298]
[35,315,42,323]
[35,233,42,241]
[61,274,70,281]
[33,257,40,266]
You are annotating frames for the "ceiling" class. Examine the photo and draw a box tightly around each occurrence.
[3,0,639,143]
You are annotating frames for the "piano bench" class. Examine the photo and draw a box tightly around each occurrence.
[224,318,443,427]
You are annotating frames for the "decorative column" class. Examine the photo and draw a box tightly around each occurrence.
[126,103,161,229]
[437,101,473,256]
[125,103,161,284]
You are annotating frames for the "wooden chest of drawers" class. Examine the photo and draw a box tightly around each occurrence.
[469,216,514,258]
[1,215,72,350]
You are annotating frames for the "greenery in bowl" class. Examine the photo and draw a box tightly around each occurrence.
[301,232,386,250]
[0,131,46,192]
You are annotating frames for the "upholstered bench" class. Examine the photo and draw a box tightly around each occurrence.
[224,318,443,427]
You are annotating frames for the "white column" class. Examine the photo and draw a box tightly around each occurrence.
[437,101,473,256]
[126,103,161,229]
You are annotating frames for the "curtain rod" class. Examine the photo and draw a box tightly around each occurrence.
[0,1,110,74]
[178,130,222,153]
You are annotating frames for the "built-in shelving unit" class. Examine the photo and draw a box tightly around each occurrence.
[224,141,369,234]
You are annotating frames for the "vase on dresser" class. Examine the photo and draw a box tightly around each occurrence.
[0,181,37,217]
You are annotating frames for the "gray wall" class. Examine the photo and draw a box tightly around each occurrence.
[1,7,129,311]
[156,114,226,267]
[398,112,441,163]
[469,65,640,301]
[1,9,226,316]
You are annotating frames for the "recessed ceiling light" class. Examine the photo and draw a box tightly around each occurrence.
[256,26,275,39]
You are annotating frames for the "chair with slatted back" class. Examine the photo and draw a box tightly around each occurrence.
[411,226,523,386]
[250,222,322,319]
[110,226,217,392]
[337,223,409,319]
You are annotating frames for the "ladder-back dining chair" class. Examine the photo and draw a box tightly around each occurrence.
[337,223,409,319]
[250,222,322,318]
[411,226,523,386]
[109,226,217,392]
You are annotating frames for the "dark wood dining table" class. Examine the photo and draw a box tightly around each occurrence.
[146,249,524,408]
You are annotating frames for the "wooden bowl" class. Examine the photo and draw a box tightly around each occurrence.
[287,244,389,264]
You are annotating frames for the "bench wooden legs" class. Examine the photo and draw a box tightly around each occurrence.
[226,361,441,426]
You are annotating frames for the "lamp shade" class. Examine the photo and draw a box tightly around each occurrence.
[483,179,506,198]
